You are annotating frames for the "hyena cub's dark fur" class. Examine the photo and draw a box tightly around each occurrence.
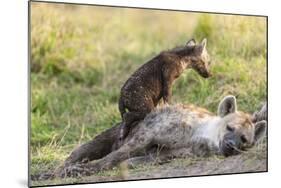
[118,38,212,144]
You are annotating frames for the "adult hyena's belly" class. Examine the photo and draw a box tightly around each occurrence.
[141,106,197,149]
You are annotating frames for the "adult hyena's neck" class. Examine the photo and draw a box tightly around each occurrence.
[192,116,222,149]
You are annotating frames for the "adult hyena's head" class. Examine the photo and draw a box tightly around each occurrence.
[182,38,212,78]
[217,96,267,157]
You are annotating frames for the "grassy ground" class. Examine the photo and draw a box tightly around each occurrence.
[32,139,267,187]
[30,2,267,186]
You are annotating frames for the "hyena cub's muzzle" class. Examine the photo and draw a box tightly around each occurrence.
[200,69,212,78]
[200,60,212,78]
[192,64,212,78]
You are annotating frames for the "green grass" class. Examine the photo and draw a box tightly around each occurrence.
[30,2,267,185]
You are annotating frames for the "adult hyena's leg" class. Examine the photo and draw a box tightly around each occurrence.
[125,151,166,168]
[63,123,122,165]
[50,124,123,179]
[161,147,193,159]
[125,155,157,168]
[125,147,194,169]
[56,130,153,178]
[85,132,153,174]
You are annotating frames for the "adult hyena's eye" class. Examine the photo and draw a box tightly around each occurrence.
[226,125,235,132]
[240,135,248,143]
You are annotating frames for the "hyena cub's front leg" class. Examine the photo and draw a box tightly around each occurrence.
[162,65,180,104]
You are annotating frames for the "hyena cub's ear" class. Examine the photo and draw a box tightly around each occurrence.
[186,39,196,46]
[217,95,237,117]
[201,38,207,49]
[196,38,208,55]
[254,120,267,142]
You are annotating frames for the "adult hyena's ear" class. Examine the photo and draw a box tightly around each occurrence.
[254,120,267,142]
[217,95,237,117]
[252,102,267,123]
[186,39,196,46]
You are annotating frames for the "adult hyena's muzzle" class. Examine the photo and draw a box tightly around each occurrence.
[220,133,241,157]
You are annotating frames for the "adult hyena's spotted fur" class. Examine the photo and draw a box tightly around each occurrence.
[118,38,212,144]
[49,96,266,178]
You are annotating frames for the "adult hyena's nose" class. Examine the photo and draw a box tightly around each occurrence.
[226,140,236,148]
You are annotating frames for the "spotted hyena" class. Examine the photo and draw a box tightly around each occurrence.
[118,38,212,144]
[54,95,266,177]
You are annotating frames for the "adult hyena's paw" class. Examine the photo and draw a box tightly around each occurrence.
[85,161,103,174]
[31,172,55,181]
[57,163,92,178]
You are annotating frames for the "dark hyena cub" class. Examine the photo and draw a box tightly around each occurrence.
[118,38,212,145]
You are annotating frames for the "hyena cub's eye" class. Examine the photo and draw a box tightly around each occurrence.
[226,125,235,132]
